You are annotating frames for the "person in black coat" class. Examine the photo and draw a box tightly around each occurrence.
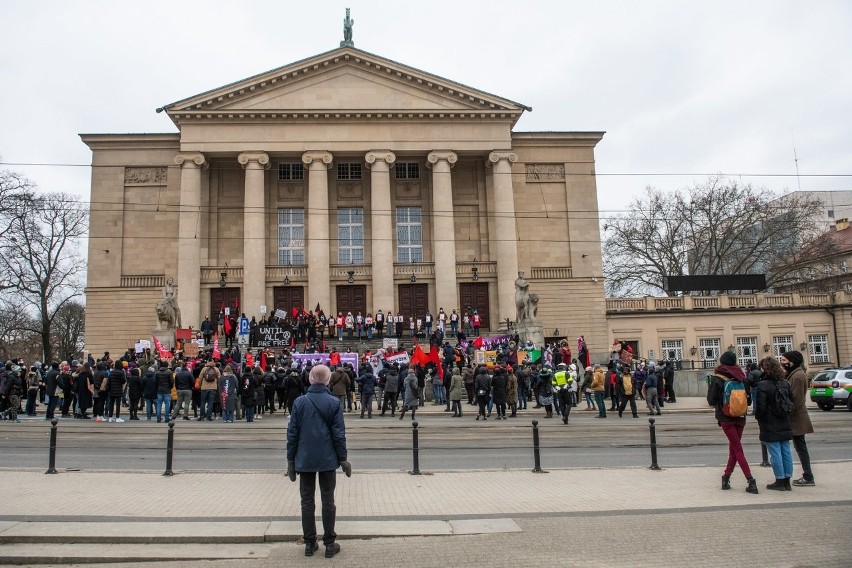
[240,371,256,422]
[490,367,508,419]
[107,362,127,422]
[142,367,158,420]
[754,357,794,491]
[474,367,491,421]
[127,368,143,420]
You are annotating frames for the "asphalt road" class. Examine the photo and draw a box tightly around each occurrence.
[2,407,851,472]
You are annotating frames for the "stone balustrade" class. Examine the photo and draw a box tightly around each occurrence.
[606,292,844,312]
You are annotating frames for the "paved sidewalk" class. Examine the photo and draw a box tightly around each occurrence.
[1,460,849,522]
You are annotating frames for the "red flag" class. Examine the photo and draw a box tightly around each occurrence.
[212,338,220,360]
[291,306,299,318]
[427,345,443,379]
[260,351,267,371]
[411,344,429,367]
[234,298,239,310]
[224,316,232,335]
[315,303,321,313]
[246,352,254,368]
[152,336,172,359]
[473,336,483,349]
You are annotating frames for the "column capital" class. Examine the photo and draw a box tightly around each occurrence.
[174,152,207,168]
[486,150,517,167]
[426,150,458,169]
[365,150,396,170]
[237,152,270,169]
[302,150,334,168]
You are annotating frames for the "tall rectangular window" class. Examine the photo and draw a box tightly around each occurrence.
[396,207,423,263]
[395,162,420,179]
[736,336,758,366]
[277,208,305,265]
[337,162,362,180]
[661,339,683,361]
[278,162,304,181]
[772,335,794,360]
[338,208,364,264]
[808,334,830,364]
[699,338,720,369]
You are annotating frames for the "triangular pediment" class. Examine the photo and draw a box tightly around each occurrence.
[165,47,529,122]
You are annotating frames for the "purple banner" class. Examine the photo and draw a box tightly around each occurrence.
[292,352,359,373]
[459,334,511,352]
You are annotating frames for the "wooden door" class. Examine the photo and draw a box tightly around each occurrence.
[272,286,305,315]
[335,285,367,317]
[398,283,428,318]
[210,287,241,318]
[459,282,490,330]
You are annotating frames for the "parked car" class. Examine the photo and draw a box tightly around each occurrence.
[809,367,852,411]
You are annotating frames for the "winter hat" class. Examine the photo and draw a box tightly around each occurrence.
[719,351,737,366]
[309,364,331,385]
[781,350,804,368]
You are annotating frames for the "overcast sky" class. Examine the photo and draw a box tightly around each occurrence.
[1,0,850,217]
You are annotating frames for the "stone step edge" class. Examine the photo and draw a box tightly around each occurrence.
[0,518,522,545]
[0,543,271,565]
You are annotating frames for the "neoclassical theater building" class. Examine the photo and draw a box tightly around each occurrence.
[81,45,607,355]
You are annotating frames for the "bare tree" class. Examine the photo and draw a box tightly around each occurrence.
[0,296,41,362]
[603,176,827,296]
[0,167,36,292]
[51,300,86,363]
[0,190,87,362]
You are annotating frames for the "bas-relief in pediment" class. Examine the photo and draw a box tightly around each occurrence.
[218,69,474,112]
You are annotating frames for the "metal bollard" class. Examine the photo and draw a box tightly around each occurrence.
[760,442,771,467]
[163,420,176,476]
[45,418,59,474]
[532,420,543,473]
[648,418,661,470]
[410,421,421,476]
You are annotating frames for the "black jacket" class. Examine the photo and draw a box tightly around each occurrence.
[127,371,143,399]
[174,368,194,391]
[754,377,793,442]
[155,368,174,394]
[143,370,158,400]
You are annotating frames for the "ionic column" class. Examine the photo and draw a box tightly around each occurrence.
[487,151,520,323]
[366,150,396,313]
[238,152,270,318]
[427,150,459,312]
[302,151,334,314]
[174,152,206,330]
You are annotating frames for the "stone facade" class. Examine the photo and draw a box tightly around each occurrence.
[81,47,607,357]
[607,291,852,370]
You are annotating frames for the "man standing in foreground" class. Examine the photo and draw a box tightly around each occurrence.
[287,364,351,558]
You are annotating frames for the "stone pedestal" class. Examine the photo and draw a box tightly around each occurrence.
[515,322,544,349]
[153,329,176,351]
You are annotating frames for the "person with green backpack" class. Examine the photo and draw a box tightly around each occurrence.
[707,350,758,494]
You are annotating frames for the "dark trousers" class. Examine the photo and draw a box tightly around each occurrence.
[617,393,638,417]
[792,434,814,481]
[129,396,140,419]
[25,390,38,415]
[381,391,398,415]
[109,397,121,418]
[299,470,337,545]
[46,395,59,419]
[477,395,488,417]
[557,389,573,419]
[666,381,676,402]
[594,391,606,417]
